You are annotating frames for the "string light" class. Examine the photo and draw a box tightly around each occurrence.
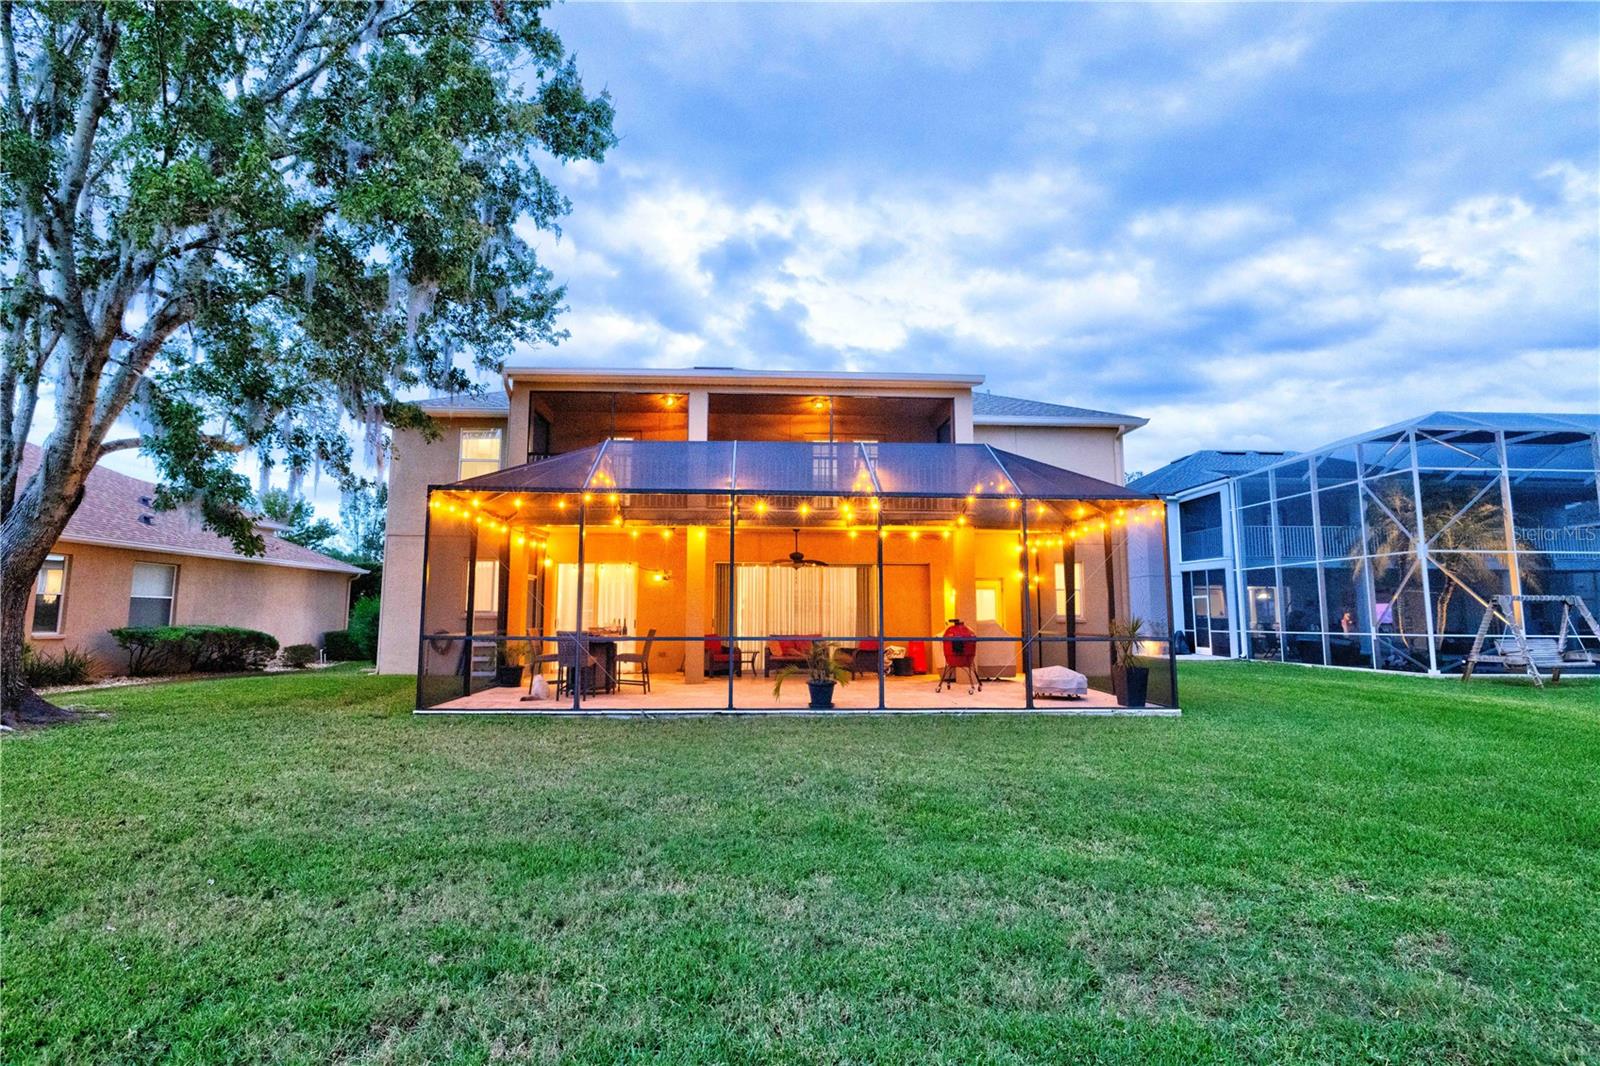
[660,528,673,540]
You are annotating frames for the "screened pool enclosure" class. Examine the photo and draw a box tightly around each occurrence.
[1231,413,1600,674]
[417,440,1175,712]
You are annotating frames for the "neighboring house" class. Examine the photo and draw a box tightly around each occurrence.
[18,445,363,675]
[1131,412,1600,674]
[378,365,1159,710]
[1126,449,1293,658]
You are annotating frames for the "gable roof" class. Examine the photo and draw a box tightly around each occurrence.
[18,445,364,575]
[972,392,1147,428]
[1127,450,1294,496]
[415,391,510,416]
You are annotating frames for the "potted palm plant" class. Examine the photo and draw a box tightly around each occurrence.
[772,641,852,709]
[1109,617,1151,708]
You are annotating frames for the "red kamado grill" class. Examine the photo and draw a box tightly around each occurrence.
[936,620,982,696]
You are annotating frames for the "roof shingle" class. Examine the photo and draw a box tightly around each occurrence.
[18,445,364,574]
[1127,450,1294,496]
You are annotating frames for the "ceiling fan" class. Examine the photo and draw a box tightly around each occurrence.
[774,528,828,567]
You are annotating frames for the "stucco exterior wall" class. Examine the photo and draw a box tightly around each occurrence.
[24,541,353,676]
[972,425,1126,485]
[378,416,508,674]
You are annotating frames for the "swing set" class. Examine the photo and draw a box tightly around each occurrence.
[1461,594,1600,687]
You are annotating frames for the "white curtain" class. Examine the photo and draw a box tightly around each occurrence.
[555,563,638,633]
[728,564,862,651]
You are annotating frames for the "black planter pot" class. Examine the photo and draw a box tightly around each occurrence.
[1114,666,1150,708]
[494,665,524,688]
[807,679,837,709]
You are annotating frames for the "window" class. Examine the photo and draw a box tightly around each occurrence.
[555,563,638,632]
[32,554,68,634]
[129,562,177,626]
[974,580,1001,623]
[458,428,503,480]
[469,559,500,612]
[1053,562,1086,622]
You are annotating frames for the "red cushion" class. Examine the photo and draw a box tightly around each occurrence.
[857,639,878,653]
[780,639,812,658]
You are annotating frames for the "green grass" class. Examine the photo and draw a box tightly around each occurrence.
[4,664,1597,1064]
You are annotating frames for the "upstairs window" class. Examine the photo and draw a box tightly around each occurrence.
[32,554,68,634]
[459,428,503,480]
[129,562,177,627]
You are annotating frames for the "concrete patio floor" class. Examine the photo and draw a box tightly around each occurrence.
[421,672,1179,716]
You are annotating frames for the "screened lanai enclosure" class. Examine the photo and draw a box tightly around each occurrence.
[1232,413,1600,674]
[416,440,1175,713]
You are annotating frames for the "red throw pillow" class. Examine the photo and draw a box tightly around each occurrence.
[780,639,811,658]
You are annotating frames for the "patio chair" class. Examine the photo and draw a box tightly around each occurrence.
[614,629,656,693]
[704,635,740,677]
[838,639,879,679]
[524,639,562,692]
[555,632,600,697]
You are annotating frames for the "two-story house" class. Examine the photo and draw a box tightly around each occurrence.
[380,364,1172,713]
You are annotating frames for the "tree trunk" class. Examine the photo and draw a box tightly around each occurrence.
[1,446,94,728]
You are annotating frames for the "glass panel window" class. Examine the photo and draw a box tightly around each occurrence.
[32,554,68,634]
[1315,446,1360,487]
[1052,562,1085,621]
[470,559,499,611]
[1509,470,1599,554]
[458,429,503,481]
[129,562,177,627]
[1370,554,1424,635]
[1243,568,1280,660]
[555,563,638,632]
[1418,470,1508,551]
[1280,564,1322,634]
[1427,552,1512,635]
[974,580,1000,623]
[1275,494,1316,563]
[1360,433,1412,476]
[1516,554,1600,634]
[1178,493,1224,561]
[1316,482,1363,559]
[1502,431,1596,471]
[1239,504,1274,566]
[1237,472,1271,507]
[1273,460,1312,499]
[1413,430,1500,470]
[1362,473,1417,555]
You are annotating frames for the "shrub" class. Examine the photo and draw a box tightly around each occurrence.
[108,625,279,675]
[281,643,317,668]
[21,644,94,687]
[348,595,380,660]
[322,630,362,661]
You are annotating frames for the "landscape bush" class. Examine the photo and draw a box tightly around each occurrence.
[321,630,363,662]
[348,596,381,660]
[281,644,317,669]
[108,626,279,675]
[21,644,94,688]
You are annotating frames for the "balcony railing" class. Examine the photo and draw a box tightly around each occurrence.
[1180,527,1224,560]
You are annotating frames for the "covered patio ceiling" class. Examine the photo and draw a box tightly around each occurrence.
[440,439,1154,501]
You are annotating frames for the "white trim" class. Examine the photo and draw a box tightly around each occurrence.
[974,413,1148,429]
[503,365,984,391]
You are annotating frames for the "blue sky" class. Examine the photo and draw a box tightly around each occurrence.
[512,1,1598,475]
[77,1,1598,506]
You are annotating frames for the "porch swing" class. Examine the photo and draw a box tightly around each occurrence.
[1462,595,1600,687]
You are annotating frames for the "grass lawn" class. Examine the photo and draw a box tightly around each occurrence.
[4,663,1597,1064]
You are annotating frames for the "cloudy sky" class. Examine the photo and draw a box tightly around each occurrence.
[510,1,1599,475]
